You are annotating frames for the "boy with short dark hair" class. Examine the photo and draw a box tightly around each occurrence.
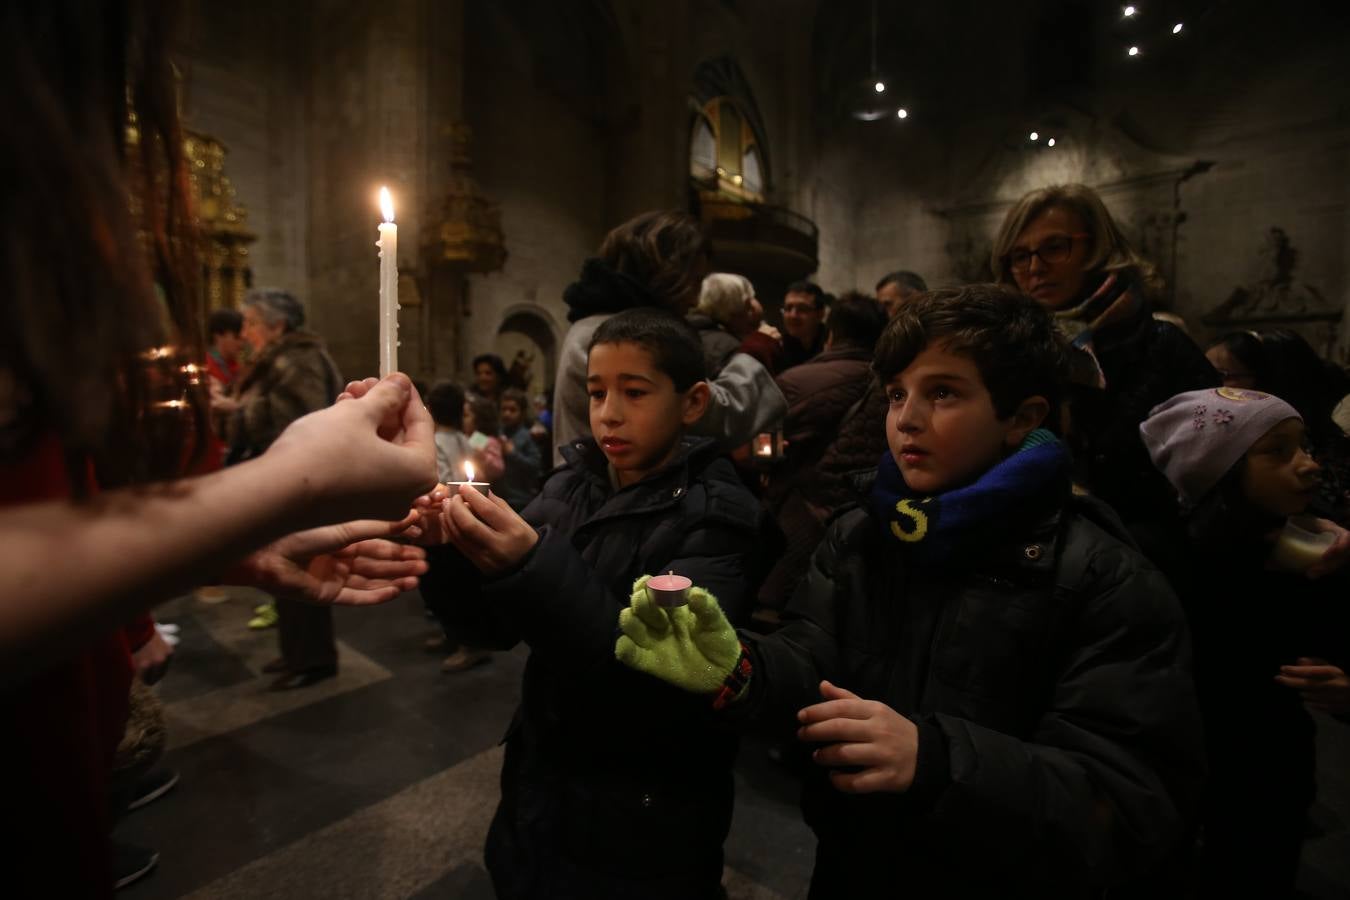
[618,284,1204,898]
[426,306,763,900]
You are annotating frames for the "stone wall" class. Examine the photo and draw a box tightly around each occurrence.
[832,16,1350,354]
[179,0,1350,385]
[180,0,309,300]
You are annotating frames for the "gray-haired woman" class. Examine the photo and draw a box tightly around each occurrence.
[230,288,345,689]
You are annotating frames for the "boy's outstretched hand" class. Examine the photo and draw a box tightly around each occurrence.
[438,484,539,575]
[615,577,741,694]
[798,681,919,794]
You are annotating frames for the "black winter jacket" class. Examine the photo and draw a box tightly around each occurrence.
[1069,312,1218,555]
[736,478,1205,899]
[441,436,764,900]
[1156,519,1350,894]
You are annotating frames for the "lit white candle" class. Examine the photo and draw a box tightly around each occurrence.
[377,187,399,377]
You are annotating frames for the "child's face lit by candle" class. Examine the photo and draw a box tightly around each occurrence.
[586,341,709,488]
[462,401,476,435]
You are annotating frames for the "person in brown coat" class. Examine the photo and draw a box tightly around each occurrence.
[759,294,886,611]
[230,288,345,689]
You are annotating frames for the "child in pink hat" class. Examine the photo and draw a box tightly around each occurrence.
[1141,386,1350,896]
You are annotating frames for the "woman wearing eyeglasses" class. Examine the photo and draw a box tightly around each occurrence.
[992,184,1219,554]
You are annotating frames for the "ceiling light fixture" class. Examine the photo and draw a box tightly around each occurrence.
[849,0,895,122]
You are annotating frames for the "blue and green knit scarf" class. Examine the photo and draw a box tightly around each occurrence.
[869,428,1069,566]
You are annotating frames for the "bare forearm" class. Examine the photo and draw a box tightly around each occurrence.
[0,452,318,683]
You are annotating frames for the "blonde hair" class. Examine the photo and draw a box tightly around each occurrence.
[990,184,1163,300]
[697,272,754,327]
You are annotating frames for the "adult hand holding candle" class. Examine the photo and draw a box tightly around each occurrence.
[377,187,399,377]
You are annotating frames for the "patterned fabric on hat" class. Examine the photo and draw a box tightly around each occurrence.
[1139,387,1302,507]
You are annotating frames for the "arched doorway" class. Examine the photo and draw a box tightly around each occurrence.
[495,308,559,398]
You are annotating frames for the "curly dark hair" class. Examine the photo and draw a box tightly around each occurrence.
[598,210,710,312]
[873,284,1068,425]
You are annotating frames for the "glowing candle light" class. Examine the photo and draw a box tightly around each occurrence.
[447,460,491,493]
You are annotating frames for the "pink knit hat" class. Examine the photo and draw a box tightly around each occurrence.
[1139,387,1302,507]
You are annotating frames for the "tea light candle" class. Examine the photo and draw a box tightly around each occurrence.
[646,570,692,608]
[752,431,783,460]
[446,461,491,494]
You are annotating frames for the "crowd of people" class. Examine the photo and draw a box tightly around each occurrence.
[5,3,1350,899]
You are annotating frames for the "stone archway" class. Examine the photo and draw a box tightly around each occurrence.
[495,307,559,397]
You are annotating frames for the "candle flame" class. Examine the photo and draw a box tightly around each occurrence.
[379,186,395,223]
[464,461,475,482]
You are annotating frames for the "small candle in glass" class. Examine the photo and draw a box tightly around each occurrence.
[753,431,784,460]
[1270,516,1335,573]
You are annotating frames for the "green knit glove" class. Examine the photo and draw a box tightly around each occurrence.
[615,574,741,694]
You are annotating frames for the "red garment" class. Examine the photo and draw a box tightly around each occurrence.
[205,347,240,390]
[737,331,786,377]
[0,432,134,898]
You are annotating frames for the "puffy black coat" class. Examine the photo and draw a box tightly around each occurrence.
[736,478,1205,899]
[441,436,764,900]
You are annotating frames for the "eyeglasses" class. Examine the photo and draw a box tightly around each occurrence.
[1006,233,1090,273]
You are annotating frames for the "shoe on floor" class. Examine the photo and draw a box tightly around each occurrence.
[269,666,337,691]
[261,657,290,674]
[441,648,491,673]
[423,634,449,653]
[112,841,159,890]
[248,604,279,630]
[126,768,180,812]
